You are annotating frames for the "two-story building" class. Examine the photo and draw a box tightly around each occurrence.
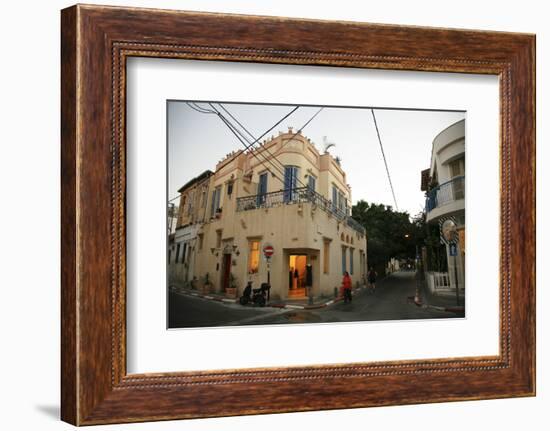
[171,128,367,301]
[421,119,465,297]
[168,170,213,286]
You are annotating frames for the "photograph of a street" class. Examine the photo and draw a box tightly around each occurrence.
[167,101,466,328]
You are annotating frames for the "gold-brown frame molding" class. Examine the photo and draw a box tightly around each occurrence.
[61,4,535,425]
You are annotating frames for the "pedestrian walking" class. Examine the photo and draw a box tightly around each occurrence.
[367,267,378,292]
[342,271,353,303]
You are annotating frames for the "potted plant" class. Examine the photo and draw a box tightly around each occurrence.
[225,273,238,298]
[202,273,213,294]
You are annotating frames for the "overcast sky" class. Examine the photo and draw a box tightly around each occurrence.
[168,101,465,217]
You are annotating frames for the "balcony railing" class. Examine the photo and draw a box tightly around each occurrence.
[236,186,366,235]
[426,176,465,212]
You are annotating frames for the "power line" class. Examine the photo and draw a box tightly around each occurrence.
[186,102,216,114]
[371,109,399,211]
[207,103,290,186]
[214,103,293,185]
[216,103,324,191]
[168,103,299,203]
[210,103,302,189]
[207,103,288,186]
[177,102,327,206]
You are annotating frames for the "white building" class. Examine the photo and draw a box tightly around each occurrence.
[423,119,465,297]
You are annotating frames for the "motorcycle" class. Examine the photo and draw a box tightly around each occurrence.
[239,282,270,307]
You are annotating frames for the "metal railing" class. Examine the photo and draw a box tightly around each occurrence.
[236,186,366,235]
[426,176,465,212]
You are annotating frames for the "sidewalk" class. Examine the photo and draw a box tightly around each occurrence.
[169,283,368,310]
[417,276,465,314]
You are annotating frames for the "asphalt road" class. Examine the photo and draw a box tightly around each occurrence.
[168,271,461,329]
[168,291,286,328]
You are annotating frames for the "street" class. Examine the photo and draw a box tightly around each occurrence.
[168,271,462,329]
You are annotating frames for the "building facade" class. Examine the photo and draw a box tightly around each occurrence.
[168,170,213,287]
[170,128,367,300]
[422,119,465,296]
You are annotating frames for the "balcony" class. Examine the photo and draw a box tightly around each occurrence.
[236,186,366,235]
[425,176,465,220]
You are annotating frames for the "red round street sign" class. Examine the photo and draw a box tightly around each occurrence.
[263,244,274,258]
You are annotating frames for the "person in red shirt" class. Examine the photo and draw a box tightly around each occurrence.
[342,271,353,303]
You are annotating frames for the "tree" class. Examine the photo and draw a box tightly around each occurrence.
[352,200,423,275]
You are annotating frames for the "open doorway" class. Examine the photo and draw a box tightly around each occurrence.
[221,253,231,292]
[288,254,307,298]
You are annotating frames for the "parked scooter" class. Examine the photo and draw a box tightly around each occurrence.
[239,282,270,307]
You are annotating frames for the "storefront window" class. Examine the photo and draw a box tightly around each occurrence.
[248,240,260,274]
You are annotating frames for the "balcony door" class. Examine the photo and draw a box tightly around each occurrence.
[257,172,268,206]
[449,158,465,200]
[284,165,299,203]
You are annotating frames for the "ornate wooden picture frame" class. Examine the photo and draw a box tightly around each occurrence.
[61,4,535,425]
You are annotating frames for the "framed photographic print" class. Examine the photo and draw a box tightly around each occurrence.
[61,4,535,425]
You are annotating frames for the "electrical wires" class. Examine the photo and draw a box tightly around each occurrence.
[371,109,399,211]
[187,102,324,192]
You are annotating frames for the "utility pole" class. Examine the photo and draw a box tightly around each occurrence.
[441,218,460,306]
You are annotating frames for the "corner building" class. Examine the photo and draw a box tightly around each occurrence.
[170,128,367,300]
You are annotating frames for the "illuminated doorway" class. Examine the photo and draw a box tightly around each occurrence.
[288,254,307,298]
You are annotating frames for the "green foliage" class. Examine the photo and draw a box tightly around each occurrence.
[352,201,425,275]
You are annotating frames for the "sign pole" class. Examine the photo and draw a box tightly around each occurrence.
[262,243,274,303]
[454,254,459,306]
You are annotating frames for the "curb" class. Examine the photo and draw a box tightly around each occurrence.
[424,303,465,313]
[170,285,367,310]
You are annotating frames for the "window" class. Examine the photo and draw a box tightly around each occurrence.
[349,248,354,275]
[248,240,260,274]
[323,240,330,274]
[341,246,347,275]
[257,172,268,205]
[187,191,193,215]
[198,234,204,251]
[338,191,345,212]
[284,165,299,202]
[449,158,464,177]
[210,186,221,217]
[227,182,234,197]
[181,196,186,214]
[450,158,465,200]
[216,230,222,248]
[182,243,187,263]
[332,186,338,211]
[307,175,316,192]
[201,189,207,208]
